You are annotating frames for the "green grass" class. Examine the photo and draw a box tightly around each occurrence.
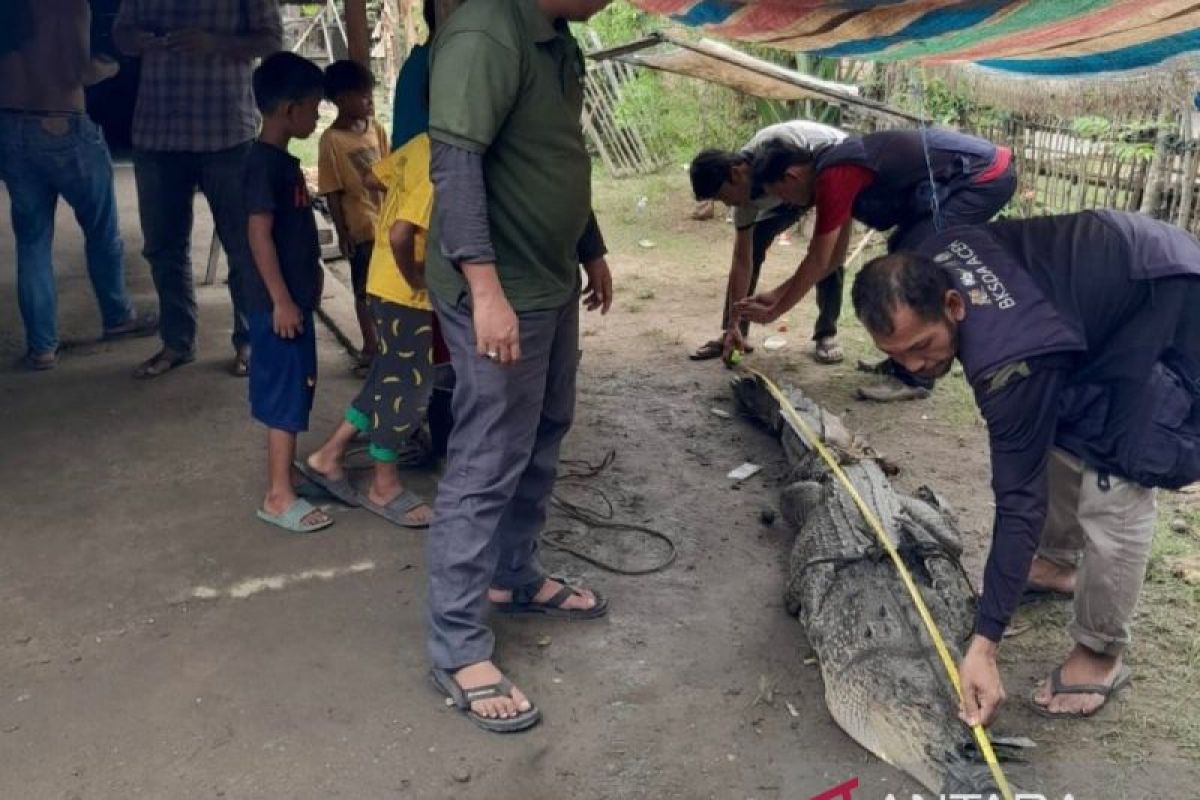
[1147,507,1200,585]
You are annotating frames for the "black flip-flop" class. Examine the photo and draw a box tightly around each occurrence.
[429,667,541,733]
[690,340,756,361]
[492,577,609,620]
[133,349,195,379]
[689,340,723,361]
[1030,664,1132,719]
[1019,585,1074,606]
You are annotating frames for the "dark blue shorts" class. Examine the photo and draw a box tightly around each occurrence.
[249,310,317,433]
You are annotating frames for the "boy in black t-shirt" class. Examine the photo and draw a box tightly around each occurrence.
[243,52,331,533]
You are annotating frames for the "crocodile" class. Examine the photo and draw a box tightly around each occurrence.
[733,373,1021,795]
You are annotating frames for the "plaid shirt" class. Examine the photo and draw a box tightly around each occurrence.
[116,0,282,152]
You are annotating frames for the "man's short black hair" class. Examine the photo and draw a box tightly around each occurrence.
[851,252,955,336]
[751,141,816,188]
[324,59,376,100]
[689,149,746,200]
[252,52,324,115]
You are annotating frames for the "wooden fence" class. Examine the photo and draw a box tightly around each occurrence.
[853,110,1200,236]
[582,35,663,177]
[978,118,1200,236]
[972,120,1156,213]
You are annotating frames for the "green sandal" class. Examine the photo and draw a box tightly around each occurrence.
[256,498,334,534]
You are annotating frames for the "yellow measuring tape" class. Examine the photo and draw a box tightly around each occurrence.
[749,369,1014,800]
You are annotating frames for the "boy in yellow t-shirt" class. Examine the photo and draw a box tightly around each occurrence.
[302,134,436,528]
[317,60,389,372]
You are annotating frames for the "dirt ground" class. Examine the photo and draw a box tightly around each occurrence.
[1,167,1198,800]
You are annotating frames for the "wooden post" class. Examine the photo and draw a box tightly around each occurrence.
[1140,101,1175,217]
[344,0,370,66]
[1175,103,1198,228]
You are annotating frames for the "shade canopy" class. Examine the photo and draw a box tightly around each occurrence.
[631,1,1200,79]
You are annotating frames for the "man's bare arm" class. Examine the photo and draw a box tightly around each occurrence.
[389,220,425,291]
[248,213,304,338]
[735,223,843,323]
[829,219,853,272]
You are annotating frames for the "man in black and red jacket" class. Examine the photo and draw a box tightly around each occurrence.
[738,128,1016,401]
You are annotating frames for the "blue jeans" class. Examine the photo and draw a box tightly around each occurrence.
[0,111,132,355]
[132,145,253,356]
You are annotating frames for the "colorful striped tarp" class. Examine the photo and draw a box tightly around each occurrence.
[630,1,1200,77]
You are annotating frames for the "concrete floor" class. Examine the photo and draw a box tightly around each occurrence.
[10,165,1193,800]
[0,168,911,800]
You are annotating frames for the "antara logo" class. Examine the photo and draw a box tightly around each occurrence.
[883,794,1076,800]
[810,778,859,800]
[807,777,1075,800]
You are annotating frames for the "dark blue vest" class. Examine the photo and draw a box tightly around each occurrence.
[815,129,998,231]
[922,228,1086,385]
[919,211,1200,489]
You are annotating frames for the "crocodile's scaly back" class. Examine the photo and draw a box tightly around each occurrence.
[734,375,1014,795]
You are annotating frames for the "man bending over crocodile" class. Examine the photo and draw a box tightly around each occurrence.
[852,210,1200,723]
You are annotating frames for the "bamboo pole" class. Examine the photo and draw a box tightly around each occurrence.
[582,100,620,176]
[319,7,336,63]
[1104,147,1120,209]
[594,60,651,171]
[1176,145,1199,228]
[292,9,326,55]
[1091,144,1112,209]
[599,58,654,169]
[328,1,349,57]
[1140,105,1173,216]
[1072,142,1088,211]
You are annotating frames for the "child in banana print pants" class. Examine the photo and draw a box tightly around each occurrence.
[302,134,439,528]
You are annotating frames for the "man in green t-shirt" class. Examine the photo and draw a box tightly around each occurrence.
[424,0,613,734]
